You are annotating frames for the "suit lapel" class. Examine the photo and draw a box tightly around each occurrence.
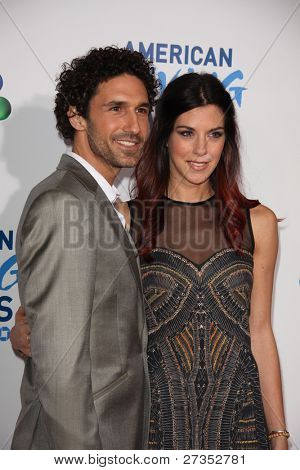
[95,189,142,294]
[57,154,99,193]
[57,154,142,294]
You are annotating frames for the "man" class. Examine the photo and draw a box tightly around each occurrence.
[10,47,159,449]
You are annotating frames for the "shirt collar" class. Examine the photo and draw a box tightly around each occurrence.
[67,151,120,204]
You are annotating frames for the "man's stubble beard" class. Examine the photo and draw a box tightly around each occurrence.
[86,121,143,169]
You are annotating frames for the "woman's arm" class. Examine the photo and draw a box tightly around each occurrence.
[10,306,31,357]
[249,204,288,450]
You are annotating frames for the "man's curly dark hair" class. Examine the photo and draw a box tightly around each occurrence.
[54,46,160,144]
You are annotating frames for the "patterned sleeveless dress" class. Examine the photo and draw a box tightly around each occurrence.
[130,195,270,450]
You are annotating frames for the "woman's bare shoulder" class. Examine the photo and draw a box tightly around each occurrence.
[250,203,278,251]
[250,203,277,228]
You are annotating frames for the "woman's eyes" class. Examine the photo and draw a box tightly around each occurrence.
[178,130,224,138]
[209,131,224,139]
[179,130,193,137]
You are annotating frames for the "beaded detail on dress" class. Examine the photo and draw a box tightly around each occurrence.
[130,196,270,450]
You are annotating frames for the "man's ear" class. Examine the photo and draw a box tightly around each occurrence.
[67,106,87,131]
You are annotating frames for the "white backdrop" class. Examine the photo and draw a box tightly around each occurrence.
[0,0,299,450]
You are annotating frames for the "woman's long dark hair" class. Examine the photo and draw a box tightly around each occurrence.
[134,72,259,257]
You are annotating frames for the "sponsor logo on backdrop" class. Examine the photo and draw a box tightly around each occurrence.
[0,231,17,342]
[0,74,12,120]
[126,41,246,107]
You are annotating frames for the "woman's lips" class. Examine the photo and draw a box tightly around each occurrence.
[187,160,209,171]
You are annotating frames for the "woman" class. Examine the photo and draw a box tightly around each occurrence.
[130,72,288,449]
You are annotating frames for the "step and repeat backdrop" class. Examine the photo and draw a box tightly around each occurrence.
[0,0,299,450]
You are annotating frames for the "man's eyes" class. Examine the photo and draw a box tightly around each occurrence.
[137,107,149,114]
[109,106,149,114]
[110,106,121,112]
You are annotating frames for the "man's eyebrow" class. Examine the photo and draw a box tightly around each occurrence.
[103,100,126,107]
[103,100,150,108]
[138,102,151,109]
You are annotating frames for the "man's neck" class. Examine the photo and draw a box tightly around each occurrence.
[72,145,119,186]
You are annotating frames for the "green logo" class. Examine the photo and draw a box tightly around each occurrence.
[0,75,12,121]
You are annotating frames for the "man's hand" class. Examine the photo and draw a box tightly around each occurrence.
[10,306,32,358]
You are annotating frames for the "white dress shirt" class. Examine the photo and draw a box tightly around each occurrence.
[67,151,126,229]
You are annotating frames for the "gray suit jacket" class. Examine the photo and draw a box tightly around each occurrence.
[11,155,150,450]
